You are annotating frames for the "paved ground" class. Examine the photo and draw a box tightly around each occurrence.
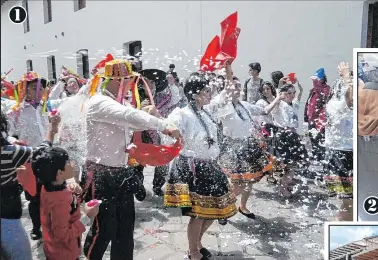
[23,165,340,260]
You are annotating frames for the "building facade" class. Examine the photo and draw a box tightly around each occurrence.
[1,0,376,127]
[330,235,378,260]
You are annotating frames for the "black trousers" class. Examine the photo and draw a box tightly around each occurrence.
[153,165,168,191]
[24,182,43,232]
[83,165,137,260]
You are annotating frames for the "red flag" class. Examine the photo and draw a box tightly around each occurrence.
[219,26,240,63]
[94,53,114,69]
[200,11,240,72]
[220,12,238,43]
[200,36,221,72]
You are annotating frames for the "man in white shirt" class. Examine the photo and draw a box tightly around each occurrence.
[81,59,180,260]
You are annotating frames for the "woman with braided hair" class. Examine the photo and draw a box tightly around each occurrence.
[217,76,283,219]
[164,63,237,260]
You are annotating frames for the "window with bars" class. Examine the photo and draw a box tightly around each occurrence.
[76,49,89,79]
[22,0,30,33]
[43,0,52,24]
[26,60,33,72]
[47,55,56,81]
[74,0,86,12]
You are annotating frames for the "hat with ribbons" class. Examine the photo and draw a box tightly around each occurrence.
[12,71,50,112]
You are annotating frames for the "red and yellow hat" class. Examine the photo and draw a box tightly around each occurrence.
[13,71,50,112]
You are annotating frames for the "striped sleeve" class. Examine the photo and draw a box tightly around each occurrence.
[12,145,33,168]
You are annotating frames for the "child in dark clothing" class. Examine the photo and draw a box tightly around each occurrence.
[31,146,99,260]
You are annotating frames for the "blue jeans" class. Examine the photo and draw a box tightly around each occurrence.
[1,218,32,260]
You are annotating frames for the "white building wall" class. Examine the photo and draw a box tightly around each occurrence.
[1,1,364,130]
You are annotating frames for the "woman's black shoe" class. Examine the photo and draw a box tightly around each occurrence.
[30,229,42,240]
[200,247,212,258]
[218,219,228,225]
[239,208,255,219]
[188,254,210,260]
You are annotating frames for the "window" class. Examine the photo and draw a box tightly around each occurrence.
[367,1,378,47]
[76,49,89,79]
[47,55,56,81]
[43,0,52,24]
[74,0,86,12]
[123,41,143,71]
[26,60,33,72]
[22,0,30,33]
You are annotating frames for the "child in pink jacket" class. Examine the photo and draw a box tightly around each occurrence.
[31,146,99,260]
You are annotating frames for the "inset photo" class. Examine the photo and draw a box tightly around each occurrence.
[325,222,378,260]
[355,48,378,221]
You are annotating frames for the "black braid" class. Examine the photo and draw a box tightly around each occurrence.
[233,101,263,137]
[189,102,215,148]
[232,101,252,121]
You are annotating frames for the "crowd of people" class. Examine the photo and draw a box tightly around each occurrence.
[1,55,354,260]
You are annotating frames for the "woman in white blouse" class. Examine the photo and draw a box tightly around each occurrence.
[255,81,279,184]
[164,64,237,260]
[256,81,277,128]
[270,82,307,197]
[217,76,282,220]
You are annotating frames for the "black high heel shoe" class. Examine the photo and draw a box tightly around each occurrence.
[188,252,210,260]
[200,247,212,258]
[238,207,256,219]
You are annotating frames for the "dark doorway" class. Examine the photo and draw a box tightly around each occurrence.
[366,1,378,47]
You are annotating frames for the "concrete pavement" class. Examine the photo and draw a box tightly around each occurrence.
[24,166,339,260]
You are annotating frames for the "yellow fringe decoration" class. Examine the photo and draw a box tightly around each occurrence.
[89,75,100,96]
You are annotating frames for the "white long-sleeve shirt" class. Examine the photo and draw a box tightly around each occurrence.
[218,101,264,139]
[325,79,353,151]
[164,91,227,160]
[6,102,49,147]
[255,99,274,125]
[48,81,68,100]
[85,94,168,167]
[271,98,300,130]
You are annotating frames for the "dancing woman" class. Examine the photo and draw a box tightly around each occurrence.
[217,77,283,219]
[164,63,237,260]
[270,82,307,197]
[324,62,353,221]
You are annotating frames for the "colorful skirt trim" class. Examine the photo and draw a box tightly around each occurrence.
[187,192,237,219]
[222,168,264,184]
[324,176,353,198]
[164,183,192,208]
[164,156,237,220]
[218,136,267,184]
[324,149,353,198]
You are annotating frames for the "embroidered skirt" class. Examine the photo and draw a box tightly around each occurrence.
[164,156,237,220]
[324,149,353,199]
[218,137,268,184]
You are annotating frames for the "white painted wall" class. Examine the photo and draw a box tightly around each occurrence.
[1,0,364,131]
